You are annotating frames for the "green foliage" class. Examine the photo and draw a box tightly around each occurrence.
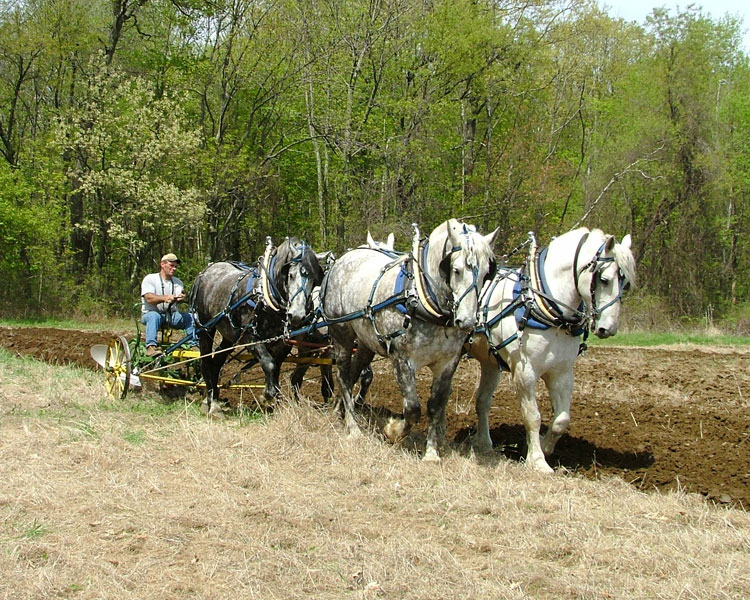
[0,0,747,321]
[0,163,68,313]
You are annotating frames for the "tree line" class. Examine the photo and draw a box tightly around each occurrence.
[0,0,747,322]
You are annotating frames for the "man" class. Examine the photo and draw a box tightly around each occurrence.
[141,253,198,357]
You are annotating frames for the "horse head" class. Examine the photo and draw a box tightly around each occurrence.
[272,237,325,326]
[422,219,498,330]
[576,230,636,338]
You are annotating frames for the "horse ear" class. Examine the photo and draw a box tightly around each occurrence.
[446,218,463,244]
[605,235,616,252]
[446,218,461,238]
[484,227,499,248]
[366,231,376,247]
[386,232,395,249]
[621,234,632,250]
[316,250,333,263]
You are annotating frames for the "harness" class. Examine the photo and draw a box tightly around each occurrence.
[259,238,284,312]
[475,231,628,370]
[190,238,320,338]
[189,262,262,334]
[318,248,414,351]
[319,223,489,353]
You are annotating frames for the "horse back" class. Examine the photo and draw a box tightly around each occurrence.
[191,261,257,333]
[322,248,399,315]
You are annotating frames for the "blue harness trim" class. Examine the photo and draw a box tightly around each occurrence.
[244,267,258,309]
[317,251,416,353]
[521,246,587,336]
[393,262,410,314]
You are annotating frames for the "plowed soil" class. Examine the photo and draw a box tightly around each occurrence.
[1,326,748,508]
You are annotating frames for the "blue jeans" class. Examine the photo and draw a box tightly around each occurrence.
[141,310,197,348]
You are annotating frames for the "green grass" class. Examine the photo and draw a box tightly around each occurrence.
[123,429,146,445]
[21,519,49,540]
[588,330,750,347]
[0,316,131,331]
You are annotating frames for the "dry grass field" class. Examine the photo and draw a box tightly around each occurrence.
[1,345,749,599]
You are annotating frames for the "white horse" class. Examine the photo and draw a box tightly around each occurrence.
[321,219,498,461]
[468,228,636,473]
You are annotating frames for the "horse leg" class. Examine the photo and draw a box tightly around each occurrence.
[331,336,361,437]
[384,355,419,444]
[540,369,574,457]
[355,364,373,406]
[511,365,553,473]
[474,360,501,452]
[351,347,375,407]
[290,363,308,401]
[423,357,461,462]
[198,331,230,419]
[320,363,334,402]
[254,344,287,404]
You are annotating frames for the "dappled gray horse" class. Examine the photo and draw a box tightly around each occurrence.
[190,237,325,418]
[289,231,396,404]
[468,228,636,472]
[321,219,497,461]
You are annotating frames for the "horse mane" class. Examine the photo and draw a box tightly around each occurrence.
[300,244,325,286]
[614,239,636,287]
[272,237,324,295]
[444,219,495,270]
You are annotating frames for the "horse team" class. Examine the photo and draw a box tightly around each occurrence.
[186,219,636,473]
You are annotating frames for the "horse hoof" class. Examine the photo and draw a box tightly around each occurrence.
[422,448,441,463]
[383,417,407,443]
[526,459,554,474]
[207,404,225,420]
[472,437,494,454]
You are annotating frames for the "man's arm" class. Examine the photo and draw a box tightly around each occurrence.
[143,291,185,305]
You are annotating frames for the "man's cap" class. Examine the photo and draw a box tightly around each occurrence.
[161,253,181,264]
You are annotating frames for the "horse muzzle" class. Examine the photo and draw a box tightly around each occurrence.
[453,313,478,331]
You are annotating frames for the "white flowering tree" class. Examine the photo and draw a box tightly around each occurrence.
[56,56,205,300]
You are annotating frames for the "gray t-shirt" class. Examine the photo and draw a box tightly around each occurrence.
[141,273,186,314]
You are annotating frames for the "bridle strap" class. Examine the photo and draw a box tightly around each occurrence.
[286,241,312,308]
[573,232,624,321]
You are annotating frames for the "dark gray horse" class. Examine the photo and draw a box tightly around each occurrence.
[320,219,498,461]
[190,237,325,418]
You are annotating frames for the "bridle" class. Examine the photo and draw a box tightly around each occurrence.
[413,223,493,325]
[285,239,315,311]
[572,232,629,325]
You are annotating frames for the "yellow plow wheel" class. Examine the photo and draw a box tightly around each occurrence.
[104,335,132,400]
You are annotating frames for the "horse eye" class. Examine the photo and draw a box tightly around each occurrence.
[600,275,610,285]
